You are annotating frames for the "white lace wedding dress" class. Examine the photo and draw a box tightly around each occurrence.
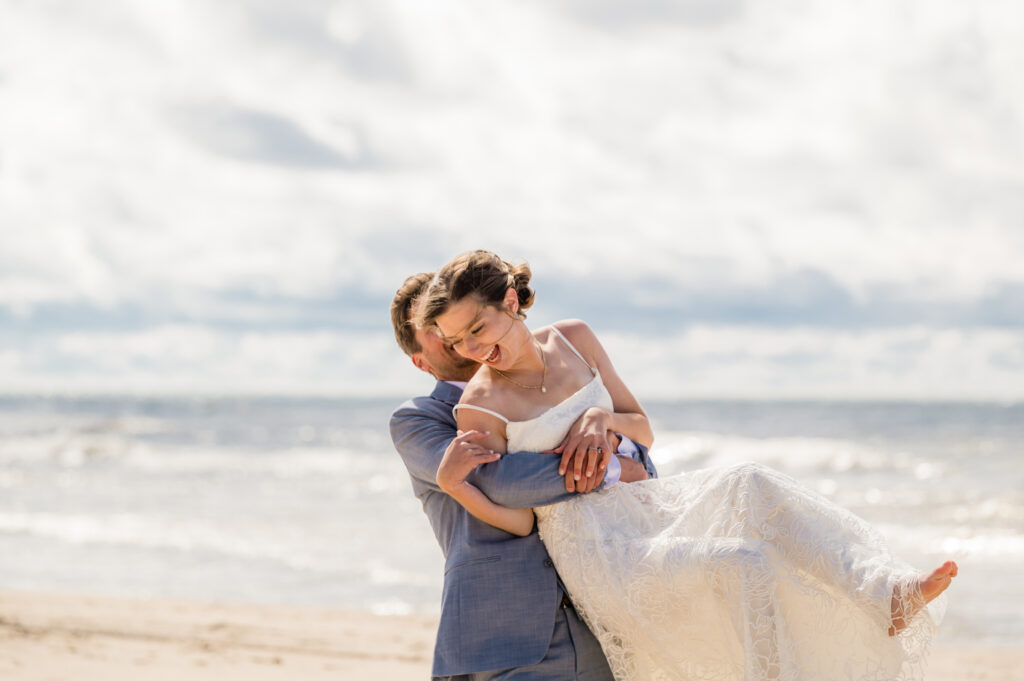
[502,330,944,681]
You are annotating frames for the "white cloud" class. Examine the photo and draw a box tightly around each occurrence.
[1,0,1022,396]
[603,325,1024,400]
[2,325,426,396]
[3,323,1021,400]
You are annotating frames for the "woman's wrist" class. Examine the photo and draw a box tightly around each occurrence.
[441,477,471,498]
[587,407,612,432]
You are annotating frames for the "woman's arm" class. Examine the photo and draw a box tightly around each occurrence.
[435,408,536,537]
[550,320,655,481]
[555,319,653,445]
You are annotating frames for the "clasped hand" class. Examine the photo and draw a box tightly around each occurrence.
[436,430,501,493]
[545,407,618,493]
[437,408,626,496]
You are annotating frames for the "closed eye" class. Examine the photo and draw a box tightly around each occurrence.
[445,322,486,348]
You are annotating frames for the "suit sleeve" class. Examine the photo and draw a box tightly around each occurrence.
[390,403,577,505]
[635,443,659,481]
[471,442,657,508]
[390,405,658,508]
[389,406,452,491]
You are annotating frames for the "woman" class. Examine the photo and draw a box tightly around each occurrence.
[416,250,956,681]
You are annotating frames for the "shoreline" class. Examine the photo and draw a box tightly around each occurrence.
[1,589,1019,680]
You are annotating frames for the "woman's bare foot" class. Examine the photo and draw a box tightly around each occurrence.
[889,561,958,636]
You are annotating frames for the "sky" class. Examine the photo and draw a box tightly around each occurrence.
[1,0,1022,399]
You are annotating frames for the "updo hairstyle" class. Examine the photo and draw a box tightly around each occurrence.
[417,250,534,329]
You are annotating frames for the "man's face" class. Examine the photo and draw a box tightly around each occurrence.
[412,325,479,382]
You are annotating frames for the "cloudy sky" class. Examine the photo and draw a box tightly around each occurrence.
[1,0,1022,399]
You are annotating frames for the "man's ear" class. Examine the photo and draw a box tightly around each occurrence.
[410,353,433,376]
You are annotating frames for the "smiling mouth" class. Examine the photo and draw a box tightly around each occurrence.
[483,346,499,363]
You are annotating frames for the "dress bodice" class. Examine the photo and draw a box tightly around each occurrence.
[505,372,613,453]
[453,325,614,455]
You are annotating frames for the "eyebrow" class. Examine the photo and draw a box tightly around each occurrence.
[439,307,485,344]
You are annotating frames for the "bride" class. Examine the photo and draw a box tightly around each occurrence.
[416,250,957,681]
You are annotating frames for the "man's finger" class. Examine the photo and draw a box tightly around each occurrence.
[581,458,598,491]
[573,447,587,481]
[585,447,601,478]
[558,435,578,474]
[564,456,577,492]
[559,448,574,477]
[581,456,601,492]
[596,435,612,471]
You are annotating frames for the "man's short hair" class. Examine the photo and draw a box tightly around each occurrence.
[390,271,434,357]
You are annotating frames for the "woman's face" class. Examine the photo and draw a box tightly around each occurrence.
[434,291,522,369]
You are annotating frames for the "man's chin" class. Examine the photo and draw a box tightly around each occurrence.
[448,361,480,382]
[448,356,478,371]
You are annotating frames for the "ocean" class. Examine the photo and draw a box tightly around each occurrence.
[0,395,1021,646]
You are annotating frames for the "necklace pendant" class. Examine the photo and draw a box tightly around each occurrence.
[541,386,547,393]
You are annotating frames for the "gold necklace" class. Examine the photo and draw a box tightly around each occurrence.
[493,337,547,393]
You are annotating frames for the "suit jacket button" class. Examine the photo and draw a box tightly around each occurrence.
[543,559,554,568]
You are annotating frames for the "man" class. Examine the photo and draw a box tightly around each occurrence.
[389,272,658,680]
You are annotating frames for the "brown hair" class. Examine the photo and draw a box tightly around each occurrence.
[390,271,434,356]
[417,250,534,329]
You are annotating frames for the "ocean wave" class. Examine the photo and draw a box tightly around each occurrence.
[0,510,326,569]
[650,430,925,476]
[876,522,1024,559]
[0,430,404,482]
[121,445,391,477]
[0,432,136,466]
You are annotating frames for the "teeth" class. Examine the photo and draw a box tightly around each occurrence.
[484,346,498,363]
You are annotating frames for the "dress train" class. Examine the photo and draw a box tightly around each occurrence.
[535,463,942,681]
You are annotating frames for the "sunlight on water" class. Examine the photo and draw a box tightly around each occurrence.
[0,396,1020,645]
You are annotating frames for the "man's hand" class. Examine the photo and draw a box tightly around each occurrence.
[548,407,615,489]
[436,430,501,494]
[558,450,601,493]
[553,431,622,493]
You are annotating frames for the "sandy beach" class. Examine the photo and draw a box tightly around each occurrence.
[0,590,435,680]
[0,589,1019,681]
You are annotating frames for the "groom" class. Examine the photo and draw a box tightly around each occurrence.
[389,272,658,680]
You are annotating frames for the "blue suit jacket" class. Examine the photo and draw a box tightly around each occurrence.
[390,380,658,677]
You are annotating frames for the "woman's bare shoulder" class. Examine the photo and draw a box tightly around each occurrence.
[459,367,506,409]
[550,318,594,337]
[455,369,512,445]
[549,319,601,358]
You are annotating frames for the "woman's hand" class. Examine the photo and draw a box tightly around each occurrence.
[436,429,502,494]
[549,407,614,491]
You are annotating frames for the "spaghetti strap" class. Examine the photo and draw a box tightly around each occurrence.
[550,326,597,375]
[452,403,510,424]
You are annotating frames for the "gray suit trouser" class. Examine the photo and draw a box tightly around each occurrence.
[437,589,614,681]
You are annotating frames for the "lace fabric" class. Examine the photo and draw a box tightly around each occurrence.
[508,377,942,681]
